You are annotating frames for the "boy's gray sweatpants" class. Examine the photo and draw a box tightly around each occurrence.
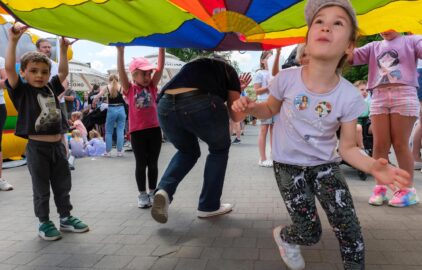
[26,139,73,222]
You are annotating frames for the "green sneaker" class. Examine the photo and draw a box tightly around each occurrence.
[39,221,61,241]
[60,216,89,233]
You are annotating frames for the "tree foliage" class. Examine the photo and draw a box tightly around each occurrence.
[166,48,213,62]
[342,34,382,83]
[166,48,241,73]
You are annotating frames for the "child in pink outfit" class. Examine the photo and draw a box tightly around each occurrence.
[351,31,422,207]
[69,111,88,142]
[116,46,165,209]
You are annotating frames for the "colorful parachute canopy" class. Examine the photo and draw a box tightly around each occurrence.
[1,0,422,50]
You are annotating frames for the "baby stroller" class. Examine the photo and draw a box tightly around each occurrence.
[337,116,373,180]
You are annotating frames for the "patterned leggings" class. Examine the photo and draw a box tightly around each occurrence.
[273,162,365,269]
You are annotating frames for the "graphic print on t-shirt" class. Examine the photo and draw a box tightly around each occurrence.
[35,93,61,132]
[376,49,402,85]
[315,101,332,118]
[135,88,152,109]
[294,94,309,110]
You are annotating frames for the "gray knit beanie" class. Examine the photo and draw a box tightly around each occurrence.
[305,0,357,28]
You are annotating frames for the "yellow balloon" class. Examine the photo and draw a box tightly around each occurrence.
[67,46,73,61]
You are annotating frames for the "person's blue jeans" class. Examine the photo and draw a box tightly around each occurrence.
[157,93,231,212]
[105,105,126,152]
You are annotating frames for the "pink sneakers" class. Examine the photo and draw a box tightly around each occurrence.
[369,186,420,207]
[388,188,419,207]
[368,185,388,206]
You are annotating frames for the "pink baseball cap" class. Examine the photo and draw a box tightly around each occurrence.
[128,57,156,73]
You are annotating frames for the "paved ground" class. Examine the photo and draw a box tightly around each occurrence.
[0,125,421,270]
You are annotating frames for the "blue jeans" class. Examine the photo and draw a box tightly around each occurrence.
[105,105,126,152]
[157,93,231,211]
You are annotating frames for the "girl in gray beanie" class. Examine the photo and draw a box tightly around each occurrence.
[232,0,411,269]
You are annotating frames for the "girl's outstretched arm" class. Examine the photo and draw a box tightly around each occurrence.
[272,48,281,76]
[58,37,70,83]
[232,94,281,120]
[116,46,130,95]
[152,48,165,88]
[80,74,93,92]
[339,120,410,190]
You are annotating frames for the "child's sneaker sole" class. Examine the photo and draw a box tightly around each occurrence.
[60,225,89,233]
[388,196,420,207]
[38,232,62,241]
[138,203,152,209]
[368,197,388,206]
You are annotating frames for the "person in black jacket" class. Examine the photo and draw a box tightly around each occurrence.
[151,57,251,223]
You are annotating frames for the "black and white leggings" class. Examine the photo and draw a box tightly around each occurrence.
[273,161,365,270]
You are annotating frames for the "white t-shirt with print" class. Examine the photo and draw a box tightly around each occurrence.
[269,67,366,166]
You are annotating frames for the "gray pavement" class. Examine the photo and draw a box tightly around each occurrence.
[0,125,421,270]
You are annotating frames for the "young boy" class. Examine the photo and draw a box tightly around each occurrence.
[5,23,89,241]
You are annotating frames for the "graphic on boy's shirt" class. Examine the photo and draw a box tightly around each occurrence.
[315,101,332,118]
[376,49,402,85]
[35,93,62,132]
[135,88,152,109]
[294,94,309,110]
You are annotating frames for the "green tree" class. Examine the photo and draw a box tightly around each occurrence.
[166,49,237,70]
[231,60,241,74]
[342,34,382,83]
[166,48,213,62]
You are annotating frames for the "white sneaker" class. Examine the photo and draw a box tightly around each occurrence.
[0,179,13,191]
[263,159,273,167]
[151,189,169,223]
[197,203,233,218]
[273,226,305,270]
[148,190,155,204]
[102,152,111,157]
[117,151,123,157]
[258,160,266,167]
[138,192,151,209]
[259,159,273,167]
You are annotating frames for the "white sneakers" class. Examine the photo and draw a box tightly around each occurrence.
[138,192,151,208]
[273,226,305,270]
[151,189,170,224]
[151,189,233,223]
[258,159,273,168]
[197,203,233,218]
[0,179,13,191]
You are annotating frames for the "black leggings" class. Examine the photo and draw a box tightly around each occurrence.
[130,127,162,192]
[0,104,6,152]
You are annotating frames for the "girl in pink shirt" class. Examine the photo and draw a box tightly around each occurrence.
[116,46,165,209]
[351,31,422,207]
[69,111,88,142]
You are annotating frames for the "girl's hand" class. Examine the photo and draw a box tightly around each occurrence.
[370,158,411,190]
[232,96,255,113]
[9,22,28,41]
[239,73,252,90]
[60,37,71,52]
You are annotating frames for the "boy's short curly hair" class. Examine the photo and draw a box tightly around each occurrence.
[20,51,51,72]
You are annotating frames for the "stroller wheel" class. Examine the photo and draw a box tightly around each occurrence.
[357,170,367,181]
